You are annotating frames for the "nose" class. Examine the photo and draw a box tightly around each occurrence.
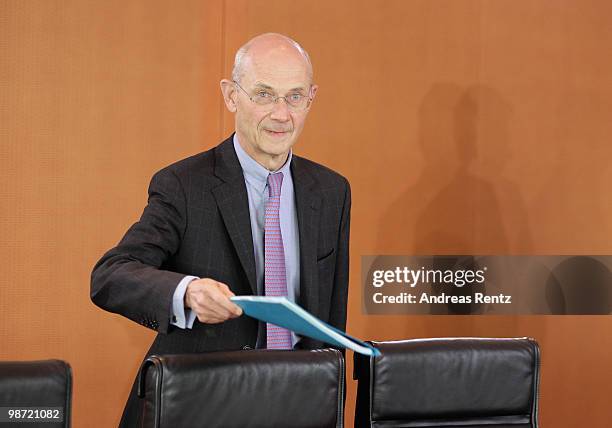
[269,97,290,122]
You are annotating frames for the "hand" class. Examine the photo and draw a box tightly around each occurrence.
[184,278,243,324]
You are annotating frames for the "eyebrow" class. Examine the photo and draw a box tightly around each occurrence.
[252,82,308,93]
[253,83,274,90]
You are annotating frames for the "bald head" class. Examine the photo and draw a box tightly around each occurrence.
[220,33,318,171]
[232,33,313,84]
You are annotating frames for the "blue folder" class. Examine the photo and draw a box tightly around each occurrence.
[231,296,381,357]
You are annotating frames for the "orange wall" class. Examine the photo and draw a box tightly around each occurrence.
[2,1,612,426]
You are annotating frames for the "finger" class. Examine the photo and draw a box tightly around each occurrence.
[190,281,241,320]
[195,299,227,323]
[216,289,242,317]
[200,294,233,320]
[189,288,231,321]
[216,282,235,297]
[212,282,243,316]
[209,287,242,317]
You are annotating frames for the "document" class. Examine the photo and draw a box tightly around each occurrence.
[231,296,381,357]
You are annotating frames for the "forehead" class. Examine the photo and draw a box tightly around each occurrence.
[240,47,311,91]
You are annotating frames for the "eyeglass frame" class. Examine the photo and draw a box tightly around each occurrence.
[233,80,314,111]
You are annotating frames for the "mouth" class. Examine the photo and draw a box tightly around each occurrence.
[263,129,291,138]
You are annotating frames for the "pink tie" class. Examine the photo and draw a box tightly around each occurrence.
[265,172,292,349]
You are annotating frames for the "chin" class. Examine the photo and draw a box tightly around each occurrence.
[261,137,294,153]
[263,145,292,158]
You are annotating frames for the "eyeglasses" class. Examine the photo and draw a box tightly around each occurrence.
[233,80,312,111]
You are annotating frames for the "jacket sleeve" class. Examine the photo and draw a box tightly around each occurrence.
[90,167,188,334]
[328,177,351,333]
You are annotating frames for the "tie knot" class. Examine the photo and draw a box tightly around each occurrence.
[267,172,284,197]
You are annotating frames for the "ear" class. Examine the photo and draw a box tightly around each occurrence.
[220,79,237,112]
[308,84,319,106]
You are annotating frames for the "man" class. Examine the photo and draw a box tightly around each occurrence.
[90,33,351,426]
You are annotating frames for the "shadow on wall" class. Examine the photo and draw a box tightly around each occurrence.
[545,256,612,314]
[368,83,534,340]
[378,83,533,255]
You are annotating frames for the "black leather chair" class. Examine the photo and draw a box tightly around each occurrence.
[138,349,345,428]
[354,338,540,427]
[0,359,72,428]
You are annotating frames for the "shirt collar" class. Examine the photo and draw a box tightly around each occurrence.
[233,133,292,194]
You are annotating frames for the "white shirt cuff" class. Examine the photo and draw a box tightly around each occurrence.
[171,275,199,329]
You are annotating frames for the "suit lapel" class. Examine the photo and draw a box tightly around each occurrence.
[292,156,322,316]
[211,138,257,295]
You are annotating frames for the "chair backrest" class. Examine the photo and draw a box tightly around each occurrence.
[354,338,540,428]
[138,348,345,428]
[0,359,72,428]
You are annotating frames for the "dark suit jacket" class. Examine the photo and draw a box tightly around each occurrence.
[90,135,351,426]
